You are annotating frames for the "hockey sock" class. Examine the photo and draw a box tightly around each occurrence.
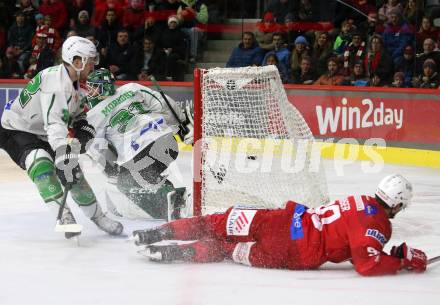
[26,149,63,203]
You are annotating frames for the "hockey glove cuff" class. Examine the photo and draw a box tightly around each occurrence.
[72,120,96,153]
[391,242,427,272]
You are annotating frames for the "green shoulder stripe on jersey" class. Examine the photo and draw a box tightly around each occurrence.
[46,94,56,124]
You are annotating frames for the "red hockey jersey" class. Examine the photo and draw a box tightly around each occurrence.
[290,195,402,275]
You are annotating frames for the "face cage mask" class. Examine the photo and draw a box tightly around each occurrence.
[86,82,104,103]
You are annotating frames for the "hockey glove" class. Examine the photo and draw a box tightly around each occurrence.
[177,105,194,145]
[391,242,427,272]
[72,120,96,153]
[55,139,82,185]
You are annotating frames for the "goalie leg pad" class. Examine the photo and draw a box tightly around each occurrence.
[26,149,63,203]
[70,173,97,207]
[117,174,176,219]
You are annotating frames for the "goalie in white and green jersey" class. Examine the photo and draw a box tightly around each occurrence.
[84,68,193,221]
[0,36,123,238]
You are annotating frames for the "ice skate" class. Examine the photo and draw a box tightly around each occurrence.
[91,205,124,235]
[132,226,173,246]
[59,207,81,239]
[146,244,195,262]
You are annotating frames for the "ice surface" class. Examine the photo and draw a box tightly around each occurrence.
[0,151,439,305]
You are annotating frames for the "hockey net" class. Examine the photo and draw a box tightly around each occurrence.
[193,66,329,215]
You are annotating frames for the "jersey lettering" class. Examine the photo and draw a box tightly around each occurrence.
[308,202,341,231]
[19,72,42,108]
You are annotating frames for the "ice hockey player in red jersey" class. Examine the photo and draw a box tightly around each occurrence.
[133,174,428,276]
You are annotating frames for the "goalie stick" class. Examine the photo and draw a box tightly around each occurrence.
[54,183,83,233]
[150,76,189,135]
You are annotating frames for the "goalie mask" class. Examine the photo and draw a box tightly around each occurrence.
[86,68,116,108]
[375,174,413,209]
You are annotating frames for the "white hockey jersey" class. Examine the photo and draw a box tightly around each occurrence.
[86,83,185,164]
[1,64,85,151]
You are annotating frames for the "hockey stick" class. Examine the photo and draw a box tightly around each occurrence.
[54,183,82,233]
[428,255,440,265]
[150,76,189,134]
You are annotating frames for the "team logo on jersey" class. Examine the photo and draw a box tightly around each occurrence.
[365,229,387,246]
[226,208,257,236]
[364,204,377,216]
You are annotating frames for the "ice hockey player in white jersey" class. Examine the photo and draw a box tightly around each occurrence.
[0,36,123,238]
[84,68,193,220]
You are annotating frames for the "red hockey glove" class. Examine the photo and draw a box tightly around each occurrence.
[391,242,427,272]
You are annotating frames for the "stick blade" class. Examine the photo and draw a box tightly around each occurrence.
[54,221,83,233]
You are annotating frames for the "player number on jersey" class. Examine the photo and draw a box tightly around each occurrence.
[19,72,42,108]
[309,202,341,231]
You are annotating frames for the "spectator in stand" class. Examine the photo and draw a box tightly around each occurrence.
[389,71,406,88]
[314,57,345,85]
[333,19,356,56]
[106,29,135,80]
[133,16,162,46]
[130,35,167,81]
[290,55,317,84]
[365,34,394,84]
[7,11,34,74]
[15,0,37,28]
[262,32,290,74]
[68,0,94,30]
[255,12,280,52]
[35,13,45,30]
[91,0,125,28]
[359,10,385,43]
[341,31,367,75]
[25,31,54,79]
[378,0,402,23]
[415,17,438,54]
[403,0,423,29]
[0,48,21,78]
[395,45,416,87]
[297,0,316,23]
[122,0,146,34]
[266,0,297,24]
[412,58,439,89]
[177,0,209,62]
[150,0,181,30]
[262,51,290,83]
[72,10,97,38]
[369,73,385,86]
[38,14,62,52]
[159,15,186,81]
[290,35,310,72]
[341,60,370,86]
[97,8,122,57]
[38,0,68,33]
[415,38,440,75]
[226,32,264,68]
[311,31,333,76]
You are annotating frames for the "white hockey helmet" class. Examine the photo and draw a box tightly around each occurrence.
[62,36,99,72]
[375,174,413,209]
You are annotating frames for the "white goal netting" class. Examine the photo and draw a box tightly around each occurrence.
[196,66,329,214]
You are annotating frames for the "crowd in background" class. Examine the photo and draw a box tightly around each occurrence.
[227,0,440,88]
[1,0,440,88]
[0,0,210,81]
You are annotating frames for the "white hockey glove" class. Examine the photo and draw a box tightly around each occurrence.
[178,105,194,145]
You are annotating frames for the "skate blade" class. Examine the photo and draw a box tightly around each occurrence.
[137,247,162,261]
[54,222,83,233]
